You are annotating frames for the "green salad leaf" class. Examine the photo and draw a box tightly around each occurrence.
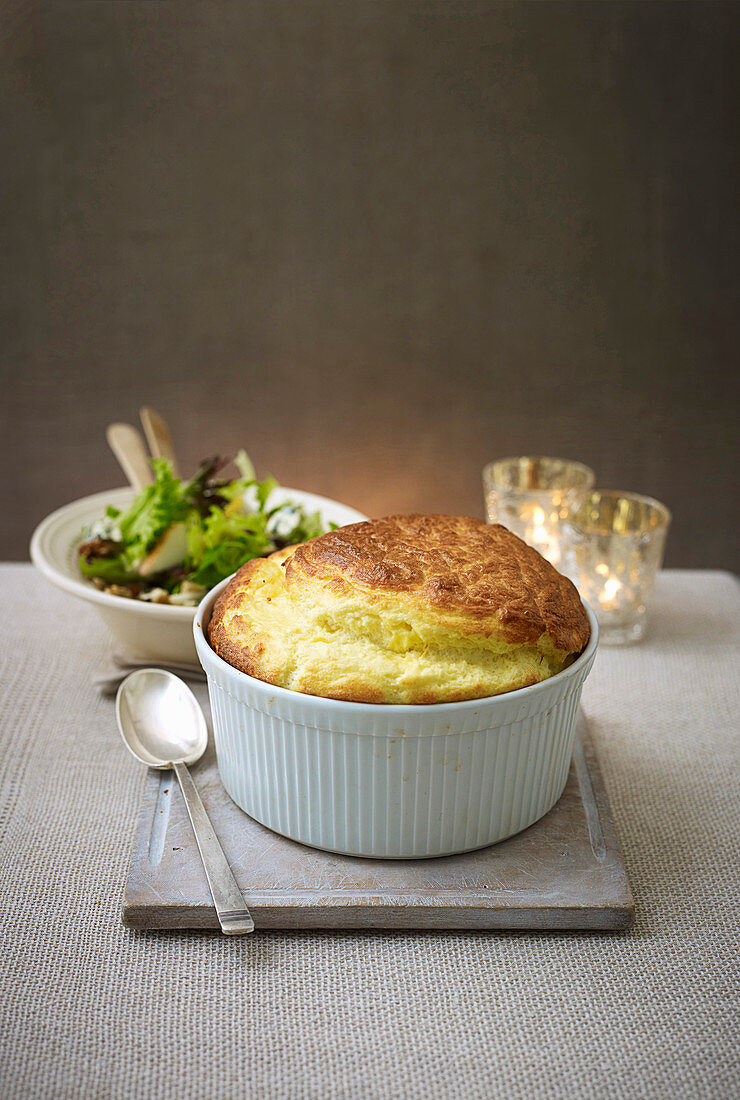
[78,454,335,603]
[78,553,140,586]
[186,507,273,589]
[116,458,188,562]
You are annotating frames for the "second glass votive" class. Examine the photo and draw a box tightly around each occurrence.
[482,456,595,568]
[562,490,671,644]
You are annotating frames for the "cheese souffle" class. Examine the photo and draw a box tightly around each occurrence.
[208,514,590,705]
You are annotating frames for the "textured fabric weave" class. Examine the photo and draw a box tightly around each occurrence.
[1,566,738,1099]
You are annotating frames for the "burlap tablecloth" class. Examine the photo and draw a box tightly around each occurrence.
[1,565,738,1099]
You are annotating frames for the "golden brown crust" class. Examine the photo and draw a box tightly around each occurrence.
[207,515,590,703]
[285,514,589,653]
[208,548,293,685]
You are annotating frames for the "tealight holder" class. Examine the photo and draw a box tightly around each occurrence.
[482,456,595,568]
[562,490,671,645]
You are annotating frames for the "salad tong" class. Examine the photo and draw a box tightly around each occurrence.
[106,407,180,489]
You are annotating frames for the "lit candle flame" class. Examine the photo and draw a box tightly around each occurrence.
[525,504,561,564]
[603,577,622,601]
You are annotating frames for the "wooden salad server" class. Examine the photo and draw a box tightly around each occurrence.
[140,406,180,477]
[106,423,155,491]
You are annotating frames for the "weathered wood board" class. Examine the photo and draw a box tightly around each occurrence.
[122,710,634,932]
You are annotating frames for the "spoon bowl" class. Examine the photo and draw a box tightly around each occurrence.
[115,668,254,934]
[116,668,207,767]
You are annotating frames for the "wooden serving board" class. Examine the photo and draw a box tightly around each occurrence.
[122,710,634,932]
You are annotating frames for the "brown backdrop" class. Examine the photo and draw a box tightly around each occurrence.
[3,1,739,567]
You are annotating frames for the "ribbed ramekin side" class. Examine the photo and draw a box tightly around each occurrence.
[206,672,588,857]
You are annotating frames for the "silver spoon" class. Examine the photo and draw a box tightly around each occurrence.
[116,668,254,935]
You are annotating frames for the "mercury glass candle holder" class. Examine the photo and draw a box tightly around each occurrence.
[562,490,671,645]
[482,456,595,568]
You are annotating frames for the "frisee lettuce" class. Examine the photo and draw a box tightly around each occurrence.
[186,507,273,588]
[78,455,335,599]
[116,458,188,562]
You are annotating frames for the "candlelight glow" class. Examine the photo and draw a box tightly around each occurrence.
[603,577,621,600]
[483,456,595,570]
[562,489,671,645]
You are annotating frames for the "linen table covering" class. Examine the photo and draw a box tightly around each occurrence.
[1,566,738,1099]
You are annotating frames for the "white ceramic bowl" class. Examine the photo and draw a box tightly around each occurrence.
[194,583,599,858]
[30,486,366,665]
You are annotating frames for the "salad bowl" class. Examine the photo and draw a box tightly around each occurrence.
[31,486,366,665]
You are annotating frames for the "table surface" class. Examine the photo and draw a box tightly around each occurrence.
[1,565,738,1100]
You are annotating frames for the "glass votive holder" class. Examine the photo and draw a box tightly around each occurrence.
[482,456,595,568]
[562,490,671,645]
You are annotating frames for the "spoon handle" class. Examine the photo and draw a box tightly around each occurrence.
[173,761,255,934]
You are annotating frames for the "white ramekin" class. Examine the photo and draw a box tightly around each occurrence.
[194,582,598,858]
